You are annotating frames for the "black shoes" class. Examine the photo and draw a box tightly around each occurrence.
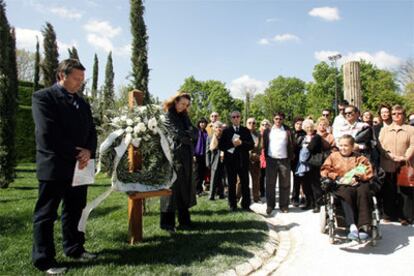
[266,206,273,215]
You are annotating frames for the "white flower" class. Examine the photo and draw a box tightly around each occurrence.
[120,115,127,121]
[137,122,147,133]
[131,138,141,148]
[134,117,141,123]
[126,119,134,126]
[148,118,157,130]
[112,117,120,124]
[133,125,140,134]
[125,126,133,133]
[159,115,166,122]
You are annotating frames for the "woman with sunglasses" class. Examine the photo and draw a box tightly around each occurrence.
[379,105,414,225]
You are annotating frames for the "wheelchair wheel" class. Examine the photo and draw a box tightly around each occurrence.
[320,206,327,233]
[371,226,379,247]
[328,222,335,244]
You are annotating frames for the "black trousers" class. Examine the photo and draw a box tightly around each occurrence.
[302,167,322,207]
[32,181,87,270]
[194,155,207,193]
[335,184,372,227]
[259,168,266,197]
[209,163,224,199]
[382,172,404,220]
[225,162,250,209]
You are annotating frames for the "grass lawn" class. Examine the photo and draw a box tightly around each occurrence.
[0,163,268,275]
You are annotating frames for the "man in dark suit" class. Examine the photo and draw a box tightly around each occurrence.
[219,111,254,211]
[31,59,97,274]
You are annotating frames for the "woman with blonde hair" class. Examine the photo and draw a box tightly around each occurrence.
[160,92,197,232]
[316,116,336,151]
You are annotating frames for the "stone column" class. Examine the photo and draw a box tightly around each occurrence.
[343,61,362,109]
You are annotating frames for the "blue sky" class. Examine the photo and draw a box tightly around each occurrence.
[5,0,414,100]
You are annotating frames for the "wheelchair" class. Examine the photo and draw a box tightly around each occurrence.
[319,177,382,246]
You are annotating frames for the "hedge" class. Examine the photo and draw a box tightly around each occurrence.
[15,105,36,162]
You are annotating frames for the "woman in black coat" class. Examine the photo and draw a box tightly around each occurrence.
[160,92,197,232]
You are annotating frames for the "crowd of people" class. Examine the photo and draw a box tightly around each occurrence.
[163,93,414,240]
[30,76,413,273]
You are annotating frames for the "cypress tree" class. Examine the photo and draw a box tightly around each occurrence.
[130,0,150,104]
[68,46,79,60]
[0,0,17,188]
[33,37,40,92]
[102,51,115,111]
[91,53,98,99]
[41,22,59,87]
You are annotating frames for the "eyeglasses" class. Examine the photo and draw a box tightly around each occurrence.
[211,115,218,117]
[261,123,268,126]
[247,122,256,125]
[232,115,240,119]
[344,112,354,116]
[392,112,403,116]
[322,114,330,117]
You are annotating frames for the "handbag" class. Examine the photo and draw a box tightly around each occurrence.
[307,151,330,167]
[397,161,414,187]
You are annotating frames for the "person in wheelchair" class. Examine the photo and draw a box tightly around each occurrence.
[320,134,374,240]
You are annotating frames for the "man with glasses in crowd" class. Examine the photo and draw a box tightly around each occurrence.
[322,109,333,133]
[219,111,254,211]
[333,105,369,151]
[262,112,294,214]
[246,117,262,202]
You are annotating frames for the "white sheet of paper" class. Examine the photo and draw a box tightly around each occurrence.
[72,159,95,186]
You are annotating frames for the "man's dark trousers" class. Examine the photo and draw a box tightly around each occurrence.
[32,181,87,270]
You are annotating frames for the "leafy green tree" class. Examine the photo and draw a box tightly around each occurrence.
[41,22,59,87]
[91,53,99,99]
[251,76,307,124]
[359,60,403,112]
[306,62,341,119]
[130,0,150,104]
[33,38,41,92]
[180,76,240,124]
[0,0,18,188]
[102,51,115,111]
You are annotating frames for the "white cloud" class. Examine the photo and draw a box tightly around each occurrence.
[266,18,280,23]
[309,7,340,21]
[314,50,341,62]
[314,50,402,69]
[87,33,114,53]
[84,20,121,38]
[273,33,300,42]
[15,27,77,57]
[258,33,300,46]
[15,28,43,51]
[117,44,131,56]
[228,75,267,99]
[49,6,82,19]
[258,38,270,45]
[57,40,78,54]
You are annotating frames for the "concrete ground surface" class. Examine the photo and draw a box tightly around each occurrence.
[250,202,414,276]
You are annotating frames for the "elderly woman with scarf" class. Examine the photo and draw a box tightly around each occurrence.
[160,92,197,232]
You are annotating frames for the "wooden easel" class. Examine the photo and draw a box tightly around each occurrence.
[127,90,172,244]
